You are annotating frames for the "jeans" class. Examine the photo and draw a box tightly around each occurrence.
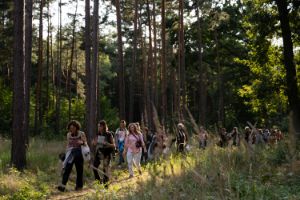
[118,150,124,165]
[117,141,125,165]
[62,148,83,188]
[127,151,142,176]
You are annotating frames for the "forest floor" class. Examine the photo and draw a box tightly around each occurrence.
[1,137,300,200]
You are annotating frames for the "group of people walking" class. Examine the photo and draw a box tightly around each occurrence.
[57,119,283,192]
[218,126,284,147]
[57,120,154,191]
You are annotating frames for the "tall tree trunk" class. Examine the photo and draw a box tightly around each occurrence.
[68,0,78,121]
[139,5,149,126]
[146,0,154,129]
[161,0,167,125]
[275,0,300,137]
[75,40,79,99]
[12,0,26,170]
[50,17,55,109]
[35,0,44,135]
[115,0,125,120]
[24,0,33,145]
[129,0,139,123]
[196,0,206,127]
[55,0,62,134]
[152,0,158,108]
[215,30,224,127]
[90,0,98,136]
[46,1,50,115]
[85,0,92,144]
[178,0,186,117]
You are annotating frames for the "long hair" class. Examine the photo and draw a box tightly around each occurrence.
[99,120,108,132]
[128,123,138,135]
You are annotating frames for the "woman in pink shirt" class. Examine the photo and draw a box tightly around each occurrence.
[123,123,147,178]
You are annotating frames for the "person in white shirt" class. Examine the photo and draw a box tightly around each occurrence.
[115,120,128,167]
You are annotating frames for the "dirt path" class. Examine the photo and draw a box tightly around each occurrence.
[48,170,148,200]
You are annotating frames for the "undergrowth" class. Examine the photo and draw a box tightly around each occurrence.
[0,137,299,200]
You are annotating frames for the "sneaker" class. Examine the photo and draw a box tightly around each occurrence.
[57,185,65,192]
[128,174,134,179]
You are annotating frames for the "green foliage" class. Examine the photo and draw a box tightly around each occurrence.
[0,79,12,135]
[0,137,299,199]
[99,95,120,130]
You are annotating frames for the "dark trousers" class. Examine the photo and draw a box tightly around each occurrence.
[93,151,111,185]
[141,147,148,162]
[62,149,84,188]
[118,149,124,165]
[177,143,185,152]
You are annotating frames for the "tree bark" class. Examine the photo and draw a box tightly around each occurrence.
[24,0,33,145]
[161,0,167,125]
[35,0,44,135]
[55,0,62,134]
[115,0,126,120]
[196,0,207,127]
[12,0,26,170]
[68,0,78,121]
[146,0,154,129]
[152,0,158,108]
[46,1,50,114]
[85,0,92,144]
[178,0,186,116]
[129,0,139,123]
[275,0,300,136]
[215,30,224,127]
[89,0,98,137]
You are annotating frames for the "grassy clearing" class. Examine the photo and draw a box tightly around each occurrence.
[0,137,300,200]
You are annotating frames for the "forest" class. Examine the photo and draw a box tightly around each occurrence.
[0,0,300,199]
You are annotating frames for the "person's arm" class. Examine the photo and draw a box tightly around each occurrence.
[91,135,98,147]
[123,136,129,157]
[103,133,115,148]
[81,132,87,145]
[115,129,119,148]
[66,132,70,148]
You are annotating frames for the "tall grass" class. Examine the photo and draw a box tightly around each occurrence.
[0,136,299,200]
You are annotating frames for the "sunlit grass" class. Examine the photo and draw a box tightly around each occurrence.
[0,137,299,199]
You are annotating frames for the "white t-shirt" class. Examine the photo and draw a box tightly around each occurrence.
[118,130,126,142]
